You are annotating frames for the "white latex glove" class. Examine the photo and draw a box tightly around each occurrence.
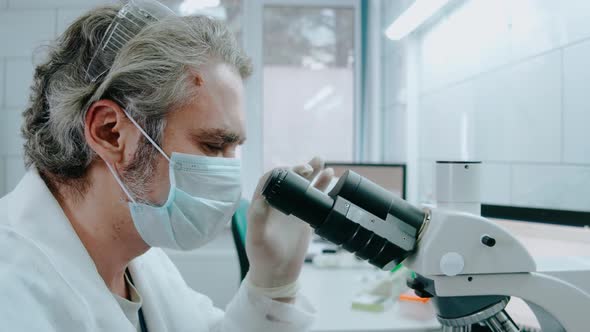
[246,157,334,292]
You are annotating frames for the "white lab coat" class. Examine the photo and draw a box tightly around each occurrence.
[0,170,315,332]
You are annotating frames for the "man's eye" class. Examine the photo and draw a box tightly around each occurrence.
[204,143,224,152]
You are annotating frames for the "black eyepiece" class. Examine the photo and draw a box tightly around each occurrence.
[261,168,426,269]
[262,169,334,227]
[330,170,425,230]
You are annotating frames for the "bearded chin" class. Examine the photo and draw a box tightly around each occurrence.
[120,136,161,205]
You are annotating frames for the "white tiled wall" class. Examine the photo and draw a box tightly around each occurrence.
[5,58,34,108]
[0,159,4,195]
[416,0,590,212]
[0,110,25,156]
[420,81,476,161]
[0,59,4,106]
[563,41,590,164]
[56,9,90,34]
[0,1,117,195]
[0,10,56,57]
[480,163,512,205]
[474,51,562,163]
[512,164,590,212]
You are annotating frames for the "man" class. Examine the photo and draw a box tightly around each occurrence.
[0,2,333,331]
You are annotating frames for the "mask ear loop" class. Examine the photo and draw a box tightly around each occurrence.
[105,161,137,204]
[104,108,173,204]
[122,109,171,163]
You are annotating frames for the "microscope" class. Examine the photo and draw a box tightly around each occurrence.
[261,169,590,332]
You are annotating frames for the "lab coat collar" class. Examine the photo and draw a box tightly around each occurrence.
[128,251,168,331]
[10,170,134,329]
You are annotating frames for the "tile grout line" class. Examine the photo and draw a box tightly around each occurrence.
[1,156,5,195]
[1,57,5,109]
[508,163,513,205]
[54,8,59,39]
[3,56,34,111]
[560,48,565,164]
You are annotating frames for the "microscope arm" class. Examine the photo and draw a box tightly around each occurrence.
[404,209,590,332]
[404,209,536,276]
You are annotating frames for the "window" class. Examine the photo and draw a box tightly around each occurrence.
[262,5,356,170]
[163,0,242,40]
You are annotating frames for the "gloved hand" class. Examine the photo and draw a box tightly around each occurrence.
[246,157,334,294]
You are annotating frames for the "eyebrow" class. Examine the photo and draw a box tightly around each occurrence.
[192,128,246,145]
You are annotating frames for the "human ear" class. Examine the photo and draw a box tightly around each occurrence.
[84,100,140,167]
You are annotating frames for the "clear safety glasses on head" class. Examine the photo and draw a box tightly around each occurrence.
[85,0,175,83]
[105,110,242,251]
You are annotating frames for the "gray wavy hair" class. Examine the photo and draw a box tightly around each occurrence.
[22,5,252,194]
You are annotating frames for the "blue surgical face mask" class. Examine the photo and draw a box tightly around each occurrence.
[106,111,242,251]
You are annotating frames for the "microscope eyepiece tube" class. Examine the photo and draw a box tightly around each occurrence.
[328,170,426,230]
[262,168,334,227]
[261,168,427,269]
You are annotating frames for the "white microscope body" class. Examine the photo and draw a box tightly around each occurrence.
[404,208,590,331]
[404,161,590,331]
